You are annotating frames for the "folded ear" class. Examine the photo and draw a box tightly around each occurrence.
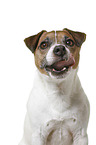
[64,28,86,47]
[24,30,46,53]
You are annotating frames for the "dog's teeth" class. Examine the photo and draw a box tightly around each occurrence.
[53,68,56,71]
[62,67,66,71]
[52,67,66,72]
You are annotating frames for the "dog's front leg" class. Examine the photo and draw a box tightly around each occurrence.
[31,119,59,145]
[73,131,88,145]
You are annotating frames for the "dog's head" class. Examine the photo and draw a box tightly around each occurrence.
[24,28,86,79]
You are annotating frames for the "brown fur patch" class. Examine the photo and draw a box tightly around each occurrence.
[34,31,55,75]
[56,30,84,69]
[63,29,86,69]
[24,30,46,53]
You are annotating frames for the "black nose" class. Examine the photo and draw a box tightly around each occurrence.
[53,45,66,57]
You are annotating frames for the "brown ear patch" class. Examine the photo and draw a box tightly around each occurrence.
[64,28,86,47]
[24,30,46,53]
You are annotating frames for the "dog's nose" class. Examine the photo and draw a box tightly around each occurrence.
[53,45,66,57]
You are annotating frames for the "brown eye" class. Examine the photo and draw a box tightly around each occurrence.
[66,39,74,47]
[40,42,48,49]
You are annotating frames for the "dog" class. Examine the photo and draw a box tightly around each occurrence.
[19,28,90,145]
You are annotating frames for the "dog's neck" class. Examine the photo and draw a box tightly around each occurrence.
[38,69,78,93]
[36,68,81,112]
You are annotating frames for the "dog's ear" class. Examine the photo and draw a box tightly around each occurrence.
[64,28,86,47]
[24,30,46,53]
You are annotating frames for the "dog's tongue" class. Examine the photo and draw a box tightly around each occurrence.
[52,57,75,71]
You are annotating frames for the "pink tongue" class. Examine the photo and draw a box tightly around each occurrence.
[52,57,75,71]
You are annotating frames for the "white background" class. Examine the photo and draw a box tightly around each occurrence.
[0,0,96,145]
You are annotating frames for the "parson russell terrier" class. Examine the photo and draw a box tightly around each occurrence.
[19,28,90,145]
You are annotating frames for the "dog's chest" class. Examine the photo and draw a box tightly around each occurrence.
[43,109,78,145]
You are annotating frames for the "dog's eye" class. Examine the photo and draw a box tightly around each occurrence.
[40,42,48,49]
[65,39,74,47]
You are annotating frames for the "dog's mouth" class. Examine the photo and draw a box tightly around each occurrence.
[45,56,75,75]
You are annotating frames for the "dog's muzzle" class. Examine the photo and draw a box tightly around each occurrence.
[45,44,75,76]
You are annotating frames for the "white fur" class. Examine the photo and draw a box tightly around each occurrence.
[55,31,57,43]
[46,44,56,65]
[19,68,90,145]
